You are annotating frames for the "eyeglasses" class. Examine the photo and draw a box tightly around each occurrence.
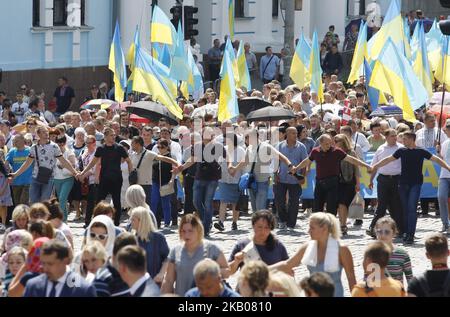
[89,232,108,241]
[375,229,392,236]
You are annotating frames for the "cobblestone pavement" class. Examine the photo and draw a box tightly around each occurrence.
[1,207,447,297]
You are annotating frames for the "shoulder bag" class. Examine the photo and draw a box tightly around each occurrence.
[159,160,175,197]
[129,149,146,185]
[34,146,53,184]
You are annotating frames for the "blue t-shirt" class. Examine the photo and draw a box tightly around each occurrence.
[276,141,308,184]
[6,147,33,185]
[185,284,241,297]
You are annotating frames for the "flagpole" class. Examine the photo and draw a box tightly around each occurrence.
[438,42,448,146]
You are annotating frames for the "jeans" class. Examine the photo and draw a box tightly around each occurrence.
[437,178,450,229]
[151,182,172,226]
[29,178,54,204]
[275,182,301,228]
[97,178,123,226]
[369,175,403,233]
[398,183,422,236]
[141,184,152,207]
[54,177,75,221]
[249,181,269,212]
[313,176,339,215]
[193,180,218,235]
[183,174,196,214]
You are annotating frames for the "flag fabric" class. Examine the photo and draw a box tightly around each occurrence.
[236,40,251,90]
[131,46,182,119]
[152,43,172,68]
[309,30,324,104]
[364,59,381,111]
[169,22,190,81]
[127,25,140,70]
[369,38,428,122]
[151,5,177,46]
[411,22,433,97]
[341,105,352,125]
[221,38,240,84]
[218,50,239,122]
[367,0,410,60]
[108,21,127,103]
[435,35,450,86]
[426,19,443,72]
[290,31,311,89]
[347,21,368,84]
[228,0,235,40]
[187,46,204,100]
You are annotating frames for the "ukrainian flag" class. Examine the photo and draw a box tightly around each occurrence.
[411,22,433,97]
[169,22,190,82]
[309,30,324,103]
[368,0,410,60]
[290,31,311,89]
[131,46,182,119]
[426,19,444,73]
[229,0,235,40]
[218,49,239,122]
[127,25,140,71]
[236,40,251,90]
[187,46,204,100]
[369,38,428,122]
[347,21,368,84]
[435,35,450,86]
[151,5,177,46]
[221,38,240,84]
[364,59,381,111]
[109,21,127,103]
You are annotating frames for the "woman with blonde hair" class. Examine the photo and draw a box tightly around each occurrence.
[161,214,230,296]
[125,185,157,227]
[267,270,302,297]
[270,212,356,297]
[334,134,360,236]
[238,260,270,297]
[80,241,108,283]
[129,206,169,284]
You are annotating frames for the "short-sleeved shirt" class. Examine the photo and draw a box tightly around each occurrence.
[309,147,347,180]
[94,143,128,181]
[168,242,222,296]
[185,284,241,297]
[130,149,158,185]
[6,147,33,185]
[54,85,75,114]
[228,238,289,268]
[246,142,277,182]
[352,277,406,297]
[276,141,308,184]
[407,270,450,297]
[29,142,63,179]
[194,142,225,181]
[208,47,222,65]
[392,147,432,184]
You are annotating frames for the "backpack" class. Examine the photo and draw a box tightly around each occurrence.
[416,271,450,297]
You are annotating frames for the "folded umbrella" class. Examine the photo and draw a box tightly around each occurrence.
[126,101,179,126]
[246,106,295,122]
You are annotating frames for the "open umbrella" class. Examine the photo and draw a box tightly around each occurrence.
[311,103,343,115]
[238,97,272,116]
[246,106,295,122]
[191,103,218,118]
[429,104,450,126]
[369,105,403,118]
[80,99,116,110]
[126,101,179,126]
[428,92,450,106]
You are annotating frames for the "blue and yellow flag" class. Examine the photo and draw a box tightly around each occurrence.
[290,31,311,89]
[228,0,235,40]
[184,47,204,100]
[218,50,239,122]
[364,59,381,111]
[369,38,428,122]
[236,40,251,91]
[151,5,177,46]
[169,22,190,81]
[127,25,140,71]
[368,0,410,60]
[221,38,239,84]
[426,19,443,73]
[435,35,450,86]
[131,46,182,119]
[108,21,127,103]
[411,22,433,97]
[309,30,324,103]
[347,21,368,84]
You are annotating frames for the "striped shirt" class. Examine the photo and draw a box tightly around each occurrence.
[387,247,413,285]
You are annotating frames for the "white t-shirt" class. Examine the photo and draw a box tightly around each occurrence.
[152,141,182,163]
[245,142,277,182]
[440,139,450,179]
[11,102,29,123]
[54,149,76,179]
[29,142,63,179]
[130,149,158,185]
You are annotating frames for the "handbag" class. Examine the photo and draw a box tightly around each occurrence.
[159,160,175,197]
[34,146,53,184]
[129,149,146,185]
[238,144,260,192]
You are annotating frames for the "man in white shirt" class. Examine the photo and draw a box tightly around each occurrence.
[152,127,182,163]
[437,120,450,233]
[349,119,371,153]
[117,245,160,297]
[367,129,404,236]
[11,91,29,123]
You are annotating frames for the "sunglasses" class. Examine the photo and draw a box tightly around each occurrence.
[89,232,108,241]
[376,229,392,236]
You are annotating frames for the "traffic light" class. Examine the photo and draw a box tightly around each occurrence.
[170,5,182,29]
[184,6,199,40]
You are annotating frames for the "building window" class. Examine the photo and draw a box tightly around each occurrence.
[53,0,68,26]
[235,0,245,18]
[33,0,40,26]
[81,0,86,25]
[272,0,279,17]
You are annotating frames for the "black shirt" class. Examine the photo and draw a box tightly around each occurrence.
[53,85,75,114]
[407,270,450,297]
[94,143,128,181]
[393,147,432,184]
[152,152,173,185]
[194,142,225,181]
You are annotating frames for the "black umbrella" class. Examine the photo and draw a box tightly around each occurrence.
[126,101,179,126]
[246,106,295,122]
[238,97,272,116]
